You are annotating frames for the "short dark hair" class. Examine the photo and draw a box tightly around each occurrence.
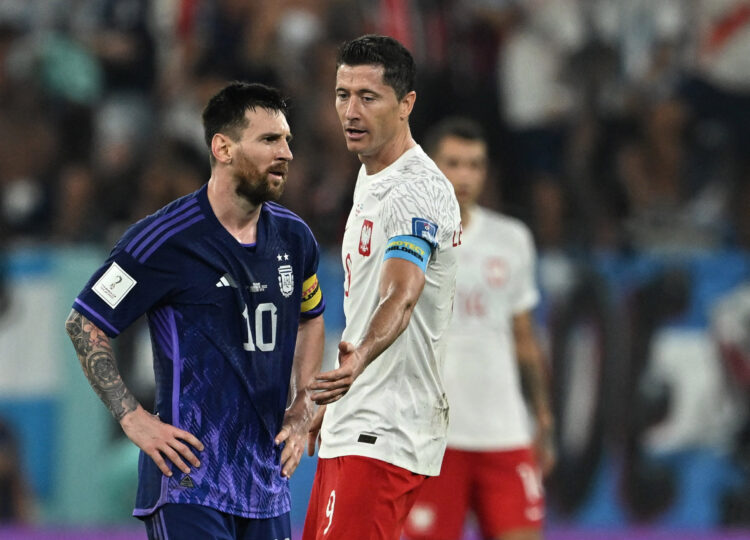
[202,82,289,161]
[337,34,416,100]
[424,116,486,157]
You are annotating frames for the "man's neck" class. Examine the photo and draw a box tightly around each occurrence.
[360,129,416,175]
[460,204,475,230]
[207,175,262,244]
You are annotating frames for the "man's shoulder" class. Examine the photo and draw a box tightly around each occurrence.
[477,208,536,256]
[116,188,206,263]
[385,161,455,206]
[480,207,531,237]
[402,150,452,189]
[262,202,316,239]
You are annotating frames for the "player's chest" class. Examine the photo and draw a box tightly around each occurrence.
[173,243,303,308]
[343,192,386,259]
[453,242,519,318]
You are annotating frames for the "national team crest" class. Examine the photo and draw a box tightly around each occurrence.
[277,264,294,297]
[484,257,508,288]
[359,219,373,256]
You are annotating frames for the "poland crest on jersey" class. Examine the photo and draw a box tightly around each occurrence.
[359,219,373,256]
[278,264,294,297]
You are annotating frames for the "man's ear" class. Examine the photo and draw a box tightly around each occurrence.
[211,133,233,164]
[399,91,416,120]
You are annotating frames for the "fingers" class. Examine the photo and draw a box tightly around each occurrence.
[311,370,354,404]
[275,425,302,478]
[168,437,201,469]
[310,405,326,429]
[279,438,303,478]
[174,429,205,452]
[274,426,290,446]
[161,445,192,475]
[149,435,202,476]
[148,449,174,477]
[122,410,205,478]
[311,378,352,395]
[311,389,346,405]
[313,366,353,384]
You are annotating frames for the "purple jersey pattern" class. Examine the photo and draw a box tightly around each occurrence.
[72,185,324,519]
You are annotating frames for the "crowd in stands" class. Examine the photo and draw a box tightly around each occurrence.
[1,0,750,529]
[0,0,748,255]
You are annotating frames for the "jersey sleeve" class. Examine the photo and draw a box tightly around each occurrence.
[382,175,460,251]
[72,236,176,338]
[299,227,325,319]
[511,224,541,314]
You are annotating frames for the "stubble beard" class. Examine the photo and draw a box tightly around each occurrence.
[234,163,286,207]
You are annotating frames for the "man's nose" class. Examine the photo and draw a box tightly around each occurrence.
[345,98,360,119]
[279,140,293,161]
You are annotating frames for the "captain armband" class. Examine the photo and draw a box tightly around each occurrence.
[301,274,323,314]
[383,235,432,273]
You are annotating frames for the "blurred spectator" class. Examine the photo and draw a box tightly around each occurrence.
[0,0,748,533]
[0,418,32,524]
[50,161,101,243]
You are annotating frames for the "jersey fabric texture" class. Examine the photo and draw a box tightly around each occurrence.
[73,184,324,519]
[302,456,425,540]
[318,145,462,476]
[444,206,539,450]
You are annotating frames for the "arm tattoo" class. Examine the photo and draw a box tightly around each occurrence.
[65,310,138,421]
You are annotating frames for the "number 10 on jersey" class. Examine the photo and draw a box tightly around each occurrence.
[242,302,278,352]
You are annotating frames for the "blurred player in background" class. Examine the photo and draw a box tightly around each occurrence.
[65,82,325,540]
[302,35,462,540]
[404,117,555,540]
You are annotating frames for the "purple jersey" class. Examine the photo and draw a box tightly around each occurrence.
[73,185,324,519]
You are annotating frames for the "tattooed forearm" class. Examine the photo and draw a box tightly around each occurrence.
[65,309,138,421]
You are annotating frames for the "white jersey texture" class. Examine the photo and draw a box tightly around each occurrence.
[319,145,461,476]
[444,206,540,450]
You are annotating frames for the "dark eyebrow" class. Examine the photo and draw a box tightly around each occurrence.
[336,87,381,97]
[258,131,293,142]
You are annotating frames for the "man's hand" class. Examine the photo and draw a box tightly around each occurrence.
[309,342,367,405]
[275,403,313,478]
[307,405,326,456]
[534,414,556,477]
[120,406,204,477]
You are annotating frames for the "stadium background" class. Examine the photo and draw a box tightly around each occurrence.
[1,1,749,538]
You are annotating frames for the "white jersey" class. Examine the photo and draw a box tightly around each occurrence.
[319,145,462,476]
[444,206,539,450]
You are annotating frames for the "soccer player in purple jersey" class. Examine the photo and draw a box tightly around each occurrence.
[65,82,325,540]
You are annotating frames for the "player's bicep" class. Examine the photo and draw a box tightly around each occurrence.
[378,257,426,308]
[65,308,112,356]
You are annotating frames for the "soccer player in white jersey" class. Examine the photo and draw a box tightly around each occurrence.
[301,35,462,540]
[404,117,556,540]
